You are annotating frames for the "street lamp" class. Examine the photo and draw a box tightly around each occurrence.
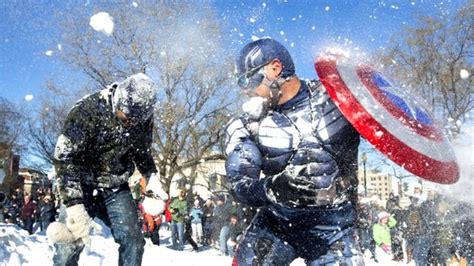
[361,152,368,197]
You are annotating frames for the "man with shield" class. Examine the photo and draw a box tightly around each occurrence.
[225,38,363,265]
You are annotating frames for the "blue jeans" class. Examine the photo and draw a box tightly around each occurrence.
[171,221,185,250]
[219,225,230,255]
[53,186,144,266]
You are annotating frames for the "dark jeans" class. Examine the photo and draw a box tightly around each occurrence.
[53,186,144,266]
[21,218,34,234]
[413,235,432,266]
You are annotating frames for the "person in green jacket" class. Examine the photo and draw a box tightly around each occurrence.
[372,210,397,263]
[169,188,188,250]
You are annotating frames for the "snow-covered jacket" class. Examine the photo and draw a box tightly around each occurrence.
[225,80,360,209]
[54,86,157,207]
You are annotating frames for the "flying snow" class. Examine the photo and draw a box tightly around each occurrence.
[325,6,330,11]
[24,94,34,101]
[132,2,138,8]
[45,50,53,56]
[459,69,470,79]
[89,12,114,36]
[57,44,62,51]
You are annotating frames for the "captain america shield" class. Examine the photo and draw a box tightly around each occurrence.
[315,53,459,184]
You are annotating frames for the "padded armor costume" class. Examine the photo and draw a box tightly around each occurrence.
[225,80,364,265]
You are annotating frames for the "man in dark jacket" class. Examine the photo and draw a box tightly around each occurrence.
[49,73,167,266]
[39,195,56,231]
[225,38,362,265]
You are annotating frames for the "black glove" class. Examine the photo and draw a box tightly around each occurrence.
[265,163,338,207]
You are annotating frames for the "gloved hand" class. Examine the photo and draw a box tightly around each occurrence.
[265,170,317,207]
[47,204,101,246]
[264,162,338,207]
[146,172,169,200]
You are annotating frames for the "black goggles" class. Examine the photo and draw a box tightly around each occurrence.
[237,63,269,90]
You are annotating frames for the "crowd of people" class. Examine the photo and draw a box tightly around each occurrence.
[0,187,57,234]
[357,192,473,265]
[133,182,253,257]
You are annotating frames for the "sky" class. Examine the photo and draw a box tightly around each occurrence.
[0,0,467,103]
[0,0,470,193]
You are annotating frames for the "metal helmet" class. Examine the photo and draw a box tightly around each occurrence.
[235,38,295,89]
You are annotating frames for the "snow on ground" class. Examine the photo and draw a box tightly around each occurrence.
[0,221,411,266]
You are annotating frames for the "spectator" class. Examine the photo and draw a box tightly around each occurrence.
[189,199,204,245]
[372,211,397,263]
[20,194,38,234]
[356,200,375,260]
[39,195,56,231]
[202,198,215,246]
[212,195,232,255]
[169,188,188,250]
[226,214,244,257]
[141,208,162,246]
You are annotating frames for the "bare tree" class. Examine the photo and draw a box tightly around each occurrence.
[0,97,25,153]
[378,2,473,138]
[24,81,91,171]
[34,2,239,191]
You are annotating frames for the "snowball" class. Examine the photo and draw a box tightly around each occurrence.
[132,2,138,7]
[460,69,470,79]
[325,6,330,11]
[89,12,114,36]
[24,94,34,101]
[45,50,53,56]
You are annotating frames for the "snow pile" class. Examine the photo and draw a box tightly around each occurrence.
[0,221,232,266]
[0,221,412,265]
[0,224,54,265]
[89,12,114,36]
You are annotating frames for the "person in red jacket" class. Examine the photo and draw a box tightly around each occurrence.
[20,194,38,234]
[139,203,162,246]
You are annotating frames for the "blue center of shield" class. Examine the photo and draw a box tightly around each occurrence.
[372,72,433,126]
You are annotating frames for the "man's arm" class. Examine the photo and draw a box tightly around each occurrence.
[132,118,158,178]
[54,106,92,207]
[225,119,268,207]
